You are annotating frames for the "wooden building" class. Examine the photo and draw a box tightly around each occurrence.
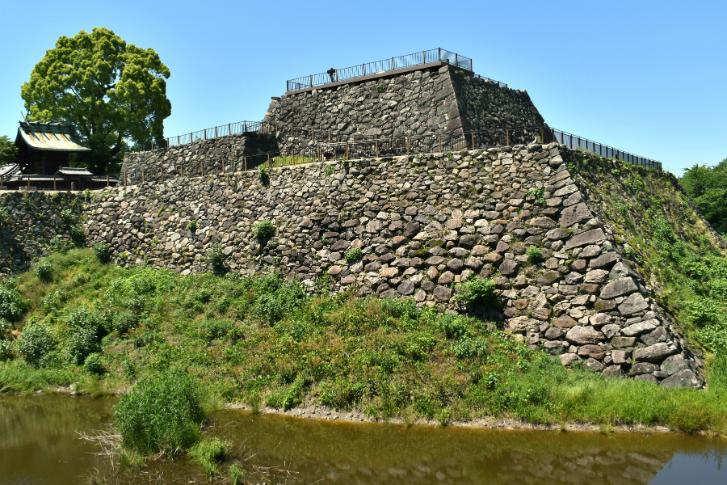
[0,122,116,190]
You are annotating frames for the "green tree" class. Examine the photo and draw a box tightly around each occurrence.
[681,159,727,234]
[0,135,18,165]
[21,28,171,174]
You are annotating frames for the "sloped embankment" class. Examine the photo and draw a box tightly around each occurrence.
[567,151,727,374]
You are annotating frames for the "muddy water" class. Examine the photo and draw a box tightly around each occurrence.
[0,395,726,484]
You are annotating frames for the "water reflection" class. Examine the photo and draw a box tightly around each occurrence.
[0,395,725,484]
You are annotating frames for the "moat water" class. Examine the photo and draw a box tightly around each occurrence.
[1,395,725,484]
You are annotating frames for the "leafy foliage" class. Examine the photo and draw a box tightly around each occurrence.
[17,322,56,366]
[0,135,18,165]
[680,159,727,234]
[21,28,171,173]
[114,370,204,454]
[0,280,26,321]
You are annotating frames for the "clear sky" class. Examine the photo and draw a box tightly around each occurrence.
[1,0,725,175]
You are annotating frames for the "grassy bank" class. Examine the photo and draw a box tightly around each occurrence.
[1,249,727,434]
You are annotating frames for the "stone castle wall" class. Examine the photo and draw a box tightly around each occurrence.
[122,64,550,182]
[121,133,278,185]
[450,69,550,145]
[266,64,550,153]
[84,144,702,387]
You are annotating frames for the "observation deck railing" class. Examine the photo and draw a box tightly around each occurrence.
[285,48,473,93]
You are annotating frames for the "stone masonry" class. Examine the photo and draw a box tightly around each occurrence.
[265,64,550,153]
[121,133,278,185]
[123,64,550,183]
[85,143,702,387]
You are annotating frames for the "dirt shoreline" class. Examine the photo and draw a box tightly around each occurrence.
[223,402,676,435]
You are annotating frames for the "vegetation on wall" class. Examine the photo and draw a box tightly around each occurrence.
[680,158,727,235]
[569,154,727,358]
[0,249,726,434]
[21,27,171,174]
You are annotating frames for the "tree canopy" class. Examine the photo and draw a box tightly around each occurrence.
[0,135,18,165]
[21,28,171,174]
[681,158,727,235]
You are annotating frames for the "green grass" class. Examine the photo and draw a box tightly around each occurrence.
[189,437,230,476]
[0,249,726,433]
[271,155,318,167]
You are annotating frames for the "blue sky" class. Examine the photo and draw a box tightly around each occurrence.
[1,0,725,174]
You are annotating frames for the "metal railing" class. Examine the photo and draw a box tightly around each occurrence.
[285,48,473,93]
[150,120,273,149]
[552,129,661,170]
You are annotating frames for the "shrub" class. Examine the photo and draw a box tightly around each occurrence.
[252,278,307,324]
[455,277,498,310]
[187,219,198,234]
[207,246,227,275]
[112,311,139,335]
[253,220,276,246]
[189,437,229,476]
[17,322,56,366]
[437,313,470,340]
[258,165,270,186]
[94,243,112,264]
[526,246,543,265]
[0,207,9,225]
[114,370,204,454]
[66,309,107,365]
[0,281,26,321]
[84,352,105,375]
[344,247,363,264]
[69,226,86,247]
[34,260,53,282]
[68,324,101,365]
[0,318,10,338]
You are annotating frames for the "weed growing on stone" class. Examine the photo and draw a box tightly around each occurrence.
[254,220,276,246]
[526,246,544,265]
[344,247,363,264]
[94,243,112,264]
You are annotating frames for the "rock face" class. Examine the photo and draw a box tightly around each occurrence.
[266,64,549,154]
